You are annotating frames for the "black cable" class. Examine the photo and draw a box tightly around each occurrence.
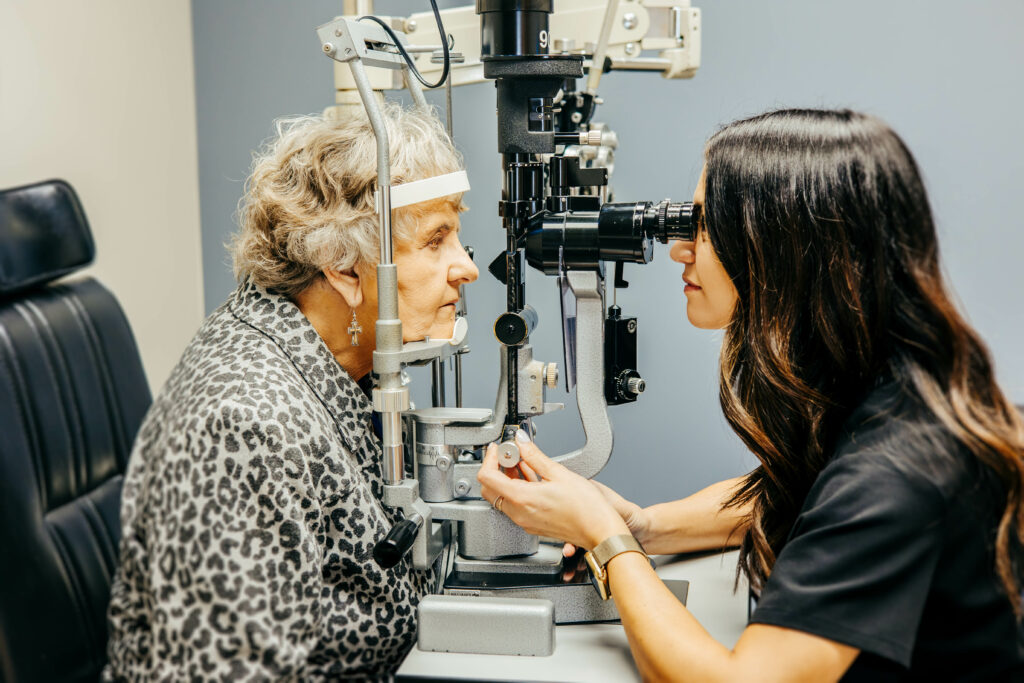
[359,0,450,89]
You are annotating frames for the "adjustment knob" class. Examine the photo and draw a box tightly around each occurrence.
[616,370,646,400]
[496,440,521,468]
[372,515,422,568]
[493,306,538,347]
[545,363,559,388]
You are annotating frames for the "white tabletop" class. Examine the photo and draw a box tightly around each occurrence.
[398,549,749,681]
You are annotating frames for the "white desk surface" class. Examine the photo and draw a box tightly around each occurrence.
[398,549,749,682]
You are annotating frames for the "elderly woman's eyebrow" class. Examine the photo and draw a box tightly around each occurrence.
[420,223,458,242]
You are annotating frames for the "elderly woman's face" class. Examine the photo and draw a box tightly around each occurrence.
[392,201,479,341]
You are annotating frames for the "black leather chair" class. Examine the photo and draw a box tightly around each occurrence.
[0,180,152,682]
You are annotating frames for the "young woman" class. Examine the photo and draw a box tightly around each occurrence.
[478,108,1024,681]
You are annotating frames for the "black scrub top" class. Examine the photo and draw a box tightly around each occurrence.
[749,381,1024,681]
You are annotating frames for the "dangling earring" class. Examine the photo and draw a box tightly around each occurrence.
[347,309,363,347]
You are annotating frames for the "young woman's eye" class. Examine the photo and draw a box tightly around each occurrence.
[427,237,443,250]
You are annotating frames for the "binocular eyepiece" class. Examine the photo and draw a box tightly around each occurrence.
[606,200,697,244]
[525,200,696,275]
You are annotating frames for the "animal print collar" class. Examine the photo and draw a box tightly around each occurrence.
[227,278,376,450]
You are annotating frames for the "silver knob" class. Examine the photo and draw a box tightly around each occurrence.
[580,130,602,146]
[627,377,646,394]
[545,363,559,388]
[496,441,521,468]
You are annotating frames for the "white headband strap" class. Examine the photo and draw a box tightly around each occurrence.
[375,170,470,211]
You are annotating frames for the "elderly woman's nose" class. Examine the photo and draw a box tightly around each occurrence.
[670,240,696,264]
[451,241,479,283]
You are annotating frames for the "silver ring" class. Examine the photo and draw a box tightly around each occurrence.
[493,495,505,513]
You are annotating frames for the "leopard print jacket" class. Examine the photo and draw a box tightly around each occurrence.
[104,280,431,681]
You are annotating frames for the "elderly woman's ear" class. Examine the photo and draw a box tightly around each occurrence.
[322,267,365,309]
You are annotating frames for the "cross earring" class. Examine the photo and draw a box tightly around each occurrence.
[347,309,363,347]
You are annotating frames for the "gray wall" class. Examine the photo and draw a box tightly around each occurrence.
[192,0,1024,507]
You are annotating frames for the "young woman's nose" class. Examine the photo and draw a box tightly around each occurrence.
[670,240,696,264]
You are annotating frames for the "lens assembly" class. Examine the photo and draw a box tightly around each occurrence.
[525,200,695,274]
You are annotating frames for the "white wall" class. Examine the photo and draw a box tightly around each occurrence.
[1,0,204,392]
[191,0,1024,507]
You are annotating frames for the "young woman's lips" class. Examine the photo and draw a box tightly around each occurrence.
[683,277,701,292]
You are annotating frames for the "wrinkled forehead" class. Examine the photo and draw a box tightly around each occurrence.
[386,172,468,244]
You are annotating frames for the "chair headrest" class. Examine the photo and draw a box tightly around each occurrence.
[0,179,95,296]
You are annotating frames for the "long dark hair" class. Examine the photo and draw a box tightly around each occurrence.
[704,109,1024,610]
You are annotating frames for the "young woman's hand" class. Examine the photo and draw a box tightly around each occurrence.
[560,479,647,558]
[477,430,630,551]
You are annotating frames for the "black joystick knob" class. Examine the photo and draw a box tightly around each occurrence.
[373,516,422,568]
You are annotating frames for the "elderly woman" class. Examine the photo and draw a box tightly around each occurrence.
[104,103,478,680]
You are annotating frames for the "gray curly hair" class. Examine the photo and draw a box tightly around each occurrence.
[232,103,466,297]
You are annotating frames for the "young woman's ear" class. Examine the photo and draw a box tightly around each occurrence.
[322,267,364,309]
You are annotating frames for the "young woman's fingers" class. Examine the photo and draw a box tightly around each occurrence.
[517,459,541,482]
[477,443,529,503]
[478,444,511,490]
[513,430,561,479]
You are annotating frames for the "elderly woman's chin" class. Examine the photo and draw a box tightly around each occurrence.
[401,304,460,342]
[427,304,458,340]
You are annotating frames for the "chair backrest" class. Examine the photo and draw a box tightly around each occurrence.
[0,180,151,682]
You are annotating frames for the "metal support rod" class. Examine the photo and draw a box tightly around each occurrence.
[607,57,672,72]
[445,74,454,137]
[501,153,530,431]
[505,235,521,429]
[454,354,464,407]
[453,247,471,408]
[349,57,406,483]
[432,359,446,407]
[430,65,453,411]
[405,70,429,110]
[352,60,394,264]
[342,0,373,15]
[586,0,621,95]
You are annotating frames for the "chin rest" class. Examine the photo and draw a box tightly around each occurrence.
[0,179,151,682]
